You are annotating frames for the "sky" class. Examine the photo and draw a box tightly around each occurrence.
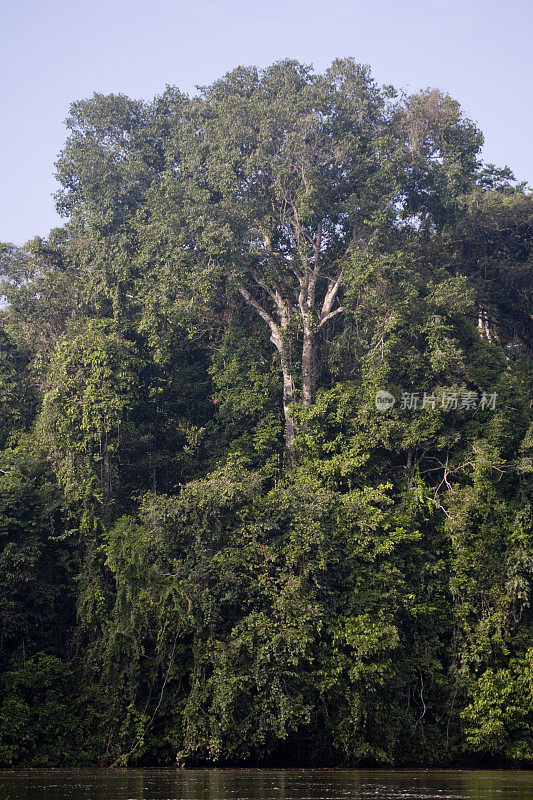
[1,0,532,245]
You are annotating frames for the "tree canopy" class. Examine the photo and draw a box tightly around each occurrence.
[0,59,531,767]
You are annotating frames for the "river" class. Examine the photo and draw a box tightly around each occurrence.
[1,768,532,799]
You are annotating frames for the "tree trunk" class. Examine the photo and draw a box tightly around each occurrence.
[478,306,491,341]
[238,284,296,453]
[281,356,296,452]
[301,316,314,407]
[239,252,344,454]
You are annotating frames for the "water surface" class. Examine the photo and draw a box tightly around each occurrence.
[0,768,531,800]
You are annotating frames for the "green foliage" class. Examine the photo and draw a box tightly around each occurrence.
[38,319,141,519]
[0,59,530,768]
[0,654,79,766]
[462,648,533,760]
[0,441,72,658]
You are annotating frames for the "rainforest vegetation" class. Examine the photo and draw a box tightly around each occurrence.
[0,59,531,767]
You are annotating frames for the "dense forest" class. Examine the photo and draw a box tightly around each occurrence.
[0,59,531,768]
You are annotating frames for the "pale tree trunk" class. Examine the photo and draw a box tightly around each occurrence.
[239,284,296,453]
[477,306,491,341]
[237,222,345,453]
[280,353,296,452]
[300,271,345,407]
[299,264,344,410]
[299,224,320,409]
[301,316,314,407]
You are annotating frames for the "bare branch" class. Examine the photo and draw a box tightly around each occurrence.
[251,270,285,316]
[318,306,344,327]
[239,284,283,352]
[320,268,344,319]
[313,221,322,275]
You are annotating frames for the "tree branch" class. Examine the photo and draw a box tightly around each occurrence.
[239,284,283,352]
[251,270,285,317]
[318,306,344,327]
[320,268,344,320]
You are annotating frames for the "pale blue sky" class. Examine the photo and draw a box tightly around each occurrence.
[1,0,531,244]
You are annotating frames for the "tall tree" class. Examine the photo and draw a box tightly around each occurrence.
[151,60,482,451]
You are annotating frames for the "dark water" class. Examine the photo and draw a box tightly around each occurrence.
[0,768,532,800]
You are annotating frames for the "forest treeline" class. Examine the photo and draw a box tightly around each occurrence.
[0,59,531,767]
